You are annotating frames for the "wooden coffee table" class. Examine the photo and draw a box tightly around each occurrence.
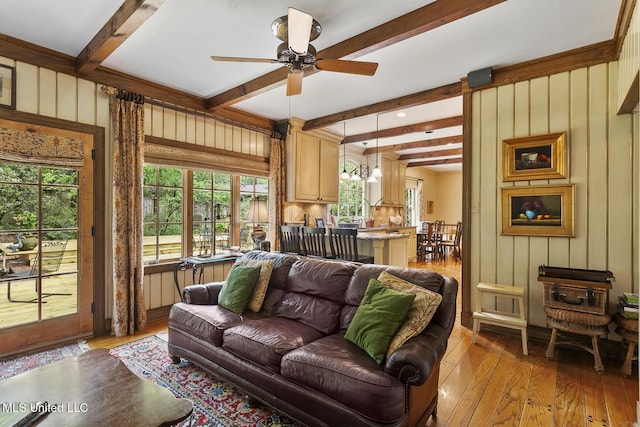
[0,348,192,426]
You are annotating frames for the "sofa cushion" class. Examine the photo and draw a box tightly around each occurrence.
[169,302,263,347]
[222,317,325,372]
[219,265,261,314]
[232,257,274,312]
[271,257,356,334]
[377,271,443,358]
[345,278,415,363]
[281,334,406,424]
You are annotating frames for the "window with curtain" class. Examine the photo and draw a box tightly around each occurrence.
[143,163,269,263]
[330,160,364,223]
[405,187,418,226]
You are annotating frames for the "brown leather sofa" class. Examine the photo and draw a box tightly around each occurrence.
[168,251,458,427]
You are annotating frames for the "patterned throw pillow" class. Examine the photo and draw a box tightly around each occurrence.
[232,258,275,312]
[377,271,443,358]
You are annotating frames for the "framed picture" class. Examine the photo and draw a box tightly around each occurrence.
[502,132,567,181]
[0,64,16,110]
[501,184,575,237]
[315,218,325,228]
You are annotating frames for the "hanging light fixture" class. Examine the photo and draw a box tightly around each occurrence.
[363,142,377,183]
[340,122,350,180]
[371,114,382,178]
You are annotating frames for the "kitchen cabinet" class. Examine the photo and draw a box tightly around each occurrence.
[381,157,407,206]
[286,129,339,203]
[396,226,417,262]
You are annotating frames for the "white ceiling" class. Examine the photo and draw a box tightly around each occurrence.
[0,0,623,172]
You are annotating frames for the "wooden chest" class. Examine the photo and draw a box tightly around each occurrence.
[538,265,613,316]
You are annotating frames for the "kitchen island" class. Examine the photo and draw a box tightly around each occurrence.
[356,231,409,267]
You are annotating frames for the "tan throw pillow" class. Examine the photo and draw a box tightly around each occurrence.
[232,258,274,312]
[377,271,443,358]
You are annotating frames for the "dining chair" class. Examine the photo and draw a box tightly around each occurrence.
[440,221,462,261]
[278,225,303,255]
[419,222,442,261]
[300,226,331,258]
[328,228,374,264]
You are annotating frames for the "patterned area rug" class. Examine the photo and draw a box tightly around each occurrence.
[0,342,84,380]
[0,336,303,427]
[110,336,302,427]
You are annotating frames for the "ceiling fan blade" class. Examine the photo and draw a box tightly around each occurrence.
[286,71,303,96]
[288,7,312,55]
[211,55,278,64]
[315,59,378,76]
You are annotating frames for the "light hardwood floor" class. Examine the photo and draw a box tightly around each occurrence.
[87,258,639,426]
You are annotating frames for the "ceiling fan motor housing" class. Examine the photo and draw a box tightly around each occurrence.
[277,42,317,67]
[271,15,322,42]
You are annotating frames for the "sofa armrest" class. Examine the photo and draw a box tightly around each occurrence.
[383,323,448,385]
[182,281,224,305]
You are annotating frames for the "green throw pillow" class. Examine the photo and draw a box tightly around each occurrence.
[218,265,262,314]
[345,278,416,364]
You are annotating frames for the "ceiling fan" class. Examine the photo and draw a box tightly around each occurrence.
[211,7,378,96]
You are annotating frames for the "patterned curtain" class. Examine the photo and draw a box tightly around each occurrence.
[269,137,285,251]
[108,88,147,337]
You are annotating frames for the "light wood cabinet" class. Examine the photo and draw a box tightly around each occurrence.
[396,227,417,262]
[381,157,407,206]
[287,130,339,203]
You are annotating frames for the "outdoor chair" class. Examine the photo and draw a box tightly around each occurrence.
[5,240,71,303]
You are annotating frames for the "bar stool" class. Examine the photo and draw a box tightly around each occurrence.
[613,312,638,377]
[472,282,528,355]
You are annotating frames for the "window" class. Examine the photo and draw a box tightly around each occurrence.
[193,171,231,256]
[143,165,183,263]
[405,187,418,226]
[143,164,269,263]
[240,176,269,251]
[330,161,364,223]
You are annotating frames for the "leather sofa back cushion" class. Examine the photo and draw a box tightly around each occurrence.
[271,257,356,334]
[242,251,299,316]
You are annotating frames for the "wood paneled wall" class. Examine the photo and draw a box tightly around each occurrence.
[618,1,640,112]
[1,56,270,318]
[469,61,637,327]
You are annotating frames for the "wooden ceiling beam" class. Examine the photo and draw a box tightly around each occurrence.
[343,116,463,144]
[398,148,462,161]
[0,34,275,133]
[407,157,463,167]
[76,0,165,75]
[205,0,505,111]
[363,135,462,154]
[303,82,461,131]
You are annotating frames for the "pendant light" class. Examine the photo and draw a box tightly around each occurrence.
[364,142,377,183]
[340,122,350,180]
[371,114,382,178]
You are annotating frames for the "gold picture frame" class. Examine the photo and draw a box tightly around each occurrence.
[0,64,16,110]
[503,132,567,181]
[501,184,575,237]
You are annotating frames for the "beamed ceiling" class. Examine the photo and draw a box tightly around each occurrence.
[0,0,633,171]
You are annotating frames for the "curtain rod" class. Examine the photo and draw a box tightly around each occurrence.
[100,85,144,105]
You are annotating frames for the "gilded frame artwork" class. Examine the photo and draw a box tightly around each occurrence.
[0,64,16,110]
[502,132,567,181]
[501,184,575,237]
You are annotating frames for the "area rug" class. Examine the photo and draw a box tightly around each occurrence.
[111,335,303,427]
[0,337,303,426]
[0,342,84,380]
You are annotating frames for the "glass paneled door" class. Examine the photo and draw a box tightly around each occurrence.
[0,159,93,355]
